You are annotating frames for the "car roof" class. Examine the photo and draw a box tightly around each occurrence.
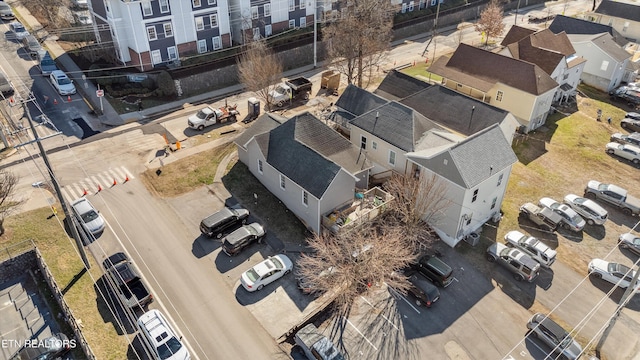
[510,248,540,269]
[533,313,569,339]
[253,258,278,276]
[71,197,93,213]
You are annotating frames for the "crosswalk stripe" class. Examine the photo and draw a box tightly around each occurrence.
[122,166,135,180]
[90,176,102,189]
[60,188,71,203]
[111,167,126,182]
[60,167,137,198]
[66,184,82,200]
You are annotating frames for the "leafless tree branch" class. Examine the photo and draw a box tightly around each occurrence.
[237,40,283,110]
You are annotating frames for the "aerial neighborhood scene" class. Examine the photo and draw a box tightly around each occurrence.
[2,0,640,359]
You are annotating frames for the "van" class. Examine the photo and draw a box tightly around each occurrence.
[137,309,190,360]
[413,255,454,287]
[37,51,58,75]
[22,35,42,57]
[199,205,249,238]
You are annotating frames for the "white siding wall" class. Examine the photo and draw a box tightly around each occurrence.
[349,126,410,175]
[572,41,622,92]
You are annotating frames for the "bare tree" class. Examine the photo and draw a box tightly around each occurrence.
[323,0,394,88]
[297,225,416,314]
[0,170,23,236]
[20,0,68,29]
[237,40,283,111]
[475,0,506,46]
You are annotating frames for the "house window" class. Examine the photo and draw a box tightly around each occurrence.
[420,0,426,9]
[389,150,396,166]
[212,36,221,50]
[195,17,204,31]
[159,0,169,13]
[167,46,177,60]
[466,215,472,225]
[301,1,306,9]
[302,191,308,206]
[409,1,414,11]
[289,0,295,11]
[372,141,377,150]
[253,27,260,40]
[563,73,569,81]
[258,159,263,174]
[600,60,609,71]
[289,19,295,29]
[402,3,407,13]
[280,174,286,190]
[251,6,258,19]
[142,1,152,16]
[210,14,218,27]
[197,40,207,53]
[431,0,436,5]
[193,0,201,8]
[163,23,173,37]
[147,26,157,41]
[151,50,162,64]
[300,17,306,28]
[472,189,478,202]
[497,173,503,186]
[265,25,272,37]
[496,90,503,102]
[360,136,367,149]
[491,197,497,210]
[264,4,271,17]
[208,0,216,4]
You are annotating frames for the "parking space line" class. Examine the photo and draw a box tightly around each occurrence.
[341,316,378,351]
[387,286,420,314]
[360,296,399,331]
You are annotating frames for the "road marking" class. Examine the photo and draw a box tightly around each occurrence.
[360,296,399,331]
[387,286,420,314]
[342,316,378,351]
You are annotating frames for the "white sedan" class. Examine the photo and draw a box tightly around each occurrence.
[49,70,77,95]
[539,197,585,232]
[241,254,293,292]
[588,259,640,291]
[606,142,640,164]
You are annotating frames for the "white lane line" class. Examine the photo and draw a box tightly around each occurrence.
[360,296,399,331]
[342,316,378,351]
[387,286,421,314]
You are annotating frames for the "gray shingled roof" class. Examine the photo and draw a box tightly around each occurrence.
[407,124,517,188]
[595,0,640,22]
[335,84,388,116]
[374,70,432,101]
[349,101,443,152]
[400,85,510,136]
[234,113,286,149]
[549,15,628,47]
[265,112,369,198]
[569,33,631,62]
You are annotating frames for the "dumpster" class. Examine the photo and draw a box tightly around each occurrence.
[321,70,340,95]
[247,97,260,122]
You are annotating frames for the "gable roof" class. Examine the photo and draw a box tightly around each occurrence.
[350,101,444,152]
[374,70,432,101]
[528,29,576,56]
[234,113,286,149]
[502,28,577,75]
[569,32,631,62]
[264,112,370,198]
[500,25,536,46]
[549,15,629,47]
[400,85,511,136]
[594,0,640,22]
[428,43,558,95]
[335,84,388,116]
[407,124,518,189]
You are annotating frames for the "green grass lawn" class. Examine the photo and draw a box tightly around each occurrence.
[0,208,128,360]
[400,64,442,83]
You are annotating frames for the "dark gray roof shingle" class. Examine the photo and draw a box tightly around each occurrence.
[500,25,536,46]
[234,113,286,149]
[374,70,432,101]
[549,15,628,46]
[335,84,388,116]
[595,0,640,22]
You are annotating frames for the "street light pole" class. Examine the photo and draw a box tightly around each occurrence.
[313,0,317,68]
[515,0,521,25]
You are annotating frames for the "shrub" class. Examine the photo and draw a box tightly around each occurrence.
[141,77,156,89]
[155,71,175,97]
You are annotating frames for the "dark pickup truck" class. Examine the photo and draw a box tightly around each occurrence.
[103,252,153,310]
[270,76,312,107]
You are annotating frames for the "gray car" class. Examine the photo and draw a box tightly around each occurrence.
[486,243,540,282]
[527,313,583,360]
[619,233,640,256]
[0,2,15,20]
[563,194,608,226]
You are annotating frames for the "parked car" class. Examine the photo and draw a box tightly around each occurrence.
[9,21,29,40]
[406,273,440,307]
[412,254,454,287]
[21,35,42,57]
[588,258,640,291]
[584,180,640,216]
[519,202,562,231]
[538,197,586,232]
[621,118,640,133]
[618,233,640,256]
[296,266,337,295]
[606,142,640,164]
[627,112,640,121]
[486,242,540,282]
[0,69,14,97]
[102,252,154,309]
[610,132,640,147]
[526,313,583,360]
[199,205,249,238]
[240,254,293,292]
[70,197,105,235]
[221,222,265,256]
[37,51,58,75]
[137,309,191,360]
[12,333,72,360]
[49,70,76,95]
[504,230,557,268]
[294,323,344,360]
[563,194,608,226]
[0,2,15,21]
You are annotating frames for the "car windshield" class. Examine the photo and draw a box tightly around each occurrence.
[570,214,582,224]
[195,110,207,119]
[246,268,259,282]
[559,335,573,349]
[158,336,183,360]
[271,257,283,269]
[57,76,72,85]
[81,210,99,223]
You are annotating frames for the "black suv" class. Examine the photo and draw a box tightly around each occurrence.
[221,223,266,256]
[413,255,454,287]
[407,273,440,307]
[199,205,249,238]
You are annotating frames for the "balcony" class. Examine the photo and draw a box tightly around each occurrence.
[322,187,394,234]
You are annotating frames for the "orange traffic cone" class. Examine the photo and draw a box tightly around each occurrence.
[124,175,129,183]
[82,188,88,196]
[67,95,72,102]
[97,184,102,192]
[112,178,117,186]
[53,98,58,105]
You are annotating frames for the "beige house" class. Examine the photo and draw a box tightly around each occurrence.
[587,0,640,44]
[428,43,559,133]
[499,26,586,104]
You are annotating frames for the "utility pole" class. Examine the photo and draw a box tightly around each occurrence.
[515,0,521,24]
[422,0,442,59]
[22,98,90,269]
[313,0,318,68]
